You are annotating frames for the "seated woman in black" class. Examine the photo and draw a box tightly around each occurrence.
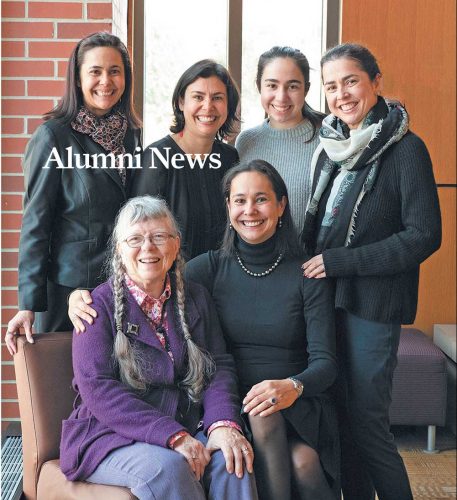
[186,160,339,500]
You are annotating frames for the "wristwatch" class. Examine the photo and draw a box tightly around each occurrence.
[288,377,304,397]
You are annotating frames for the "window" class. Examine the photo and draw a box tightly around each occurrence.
[241,0,324,130]
[140,0,338,144]
[143,0,228,144]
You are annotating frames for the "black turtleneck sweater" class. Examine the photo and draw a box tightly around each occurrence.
[186,236,337,396]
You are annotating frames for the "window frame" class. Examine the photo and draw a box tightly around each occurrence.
[129,0,340,124]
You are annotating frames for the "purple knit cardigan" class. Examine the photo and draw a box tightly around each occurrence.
[60,280,242,480]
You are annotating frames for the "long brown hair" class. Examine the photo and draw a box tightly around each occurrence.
[44,32,141,128]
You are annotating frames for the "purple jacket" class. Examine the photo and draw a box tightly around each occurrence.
[60,280,242,480]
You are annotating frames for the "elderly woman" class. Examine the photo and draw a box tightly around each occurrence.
[5,32,141,354]
[186,160,339,500]
[131,59,240,260]
[60,196,257,500]
[301,43,441,500]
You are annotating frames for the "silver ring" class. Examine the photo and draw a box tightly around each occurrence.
[270,397,277,405]
[242,448,250,454]
[191,456,199,460]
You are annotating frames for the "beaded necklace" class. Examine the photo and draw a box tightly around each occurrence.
[235,252,283,277]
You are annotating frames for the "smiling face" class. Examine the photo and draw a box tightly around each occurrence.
[322,57,381,129]
[260,57,307,129]
[119,217,180,297]
[79,46,126,117]
[228,171,286,245]
[179,76,228,139]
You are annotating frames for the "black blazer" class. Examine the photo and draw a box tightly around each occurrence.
[18,118,142,311]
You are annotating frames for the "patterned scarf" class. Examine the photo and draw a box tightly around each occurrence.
[71,107,128,184]
[302,98,409,253]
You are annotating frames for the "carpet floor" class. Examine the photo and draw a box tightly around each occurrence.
[394,426,456,500]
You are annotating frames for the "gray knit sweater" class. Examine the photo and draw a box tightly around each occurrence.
[235,119,319,232]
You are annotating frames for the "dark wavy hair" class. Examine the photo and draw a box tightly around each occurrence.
[321,43,381,81]
[256,46,324,141]
[170,59,240,141]
[43,32,141,128]
[221,159,300,257]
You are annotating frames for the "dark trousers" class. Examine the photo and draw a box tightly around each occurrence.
[336,310,413,500]
[34,281,74,333]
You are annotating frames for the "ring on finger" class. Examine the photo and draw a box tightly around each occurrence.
[270,397,277,405]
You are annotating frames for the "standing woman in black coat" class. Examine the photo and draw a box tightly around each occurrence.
[131,60,240,261]
[5,32,141,354]
[301,43,441,500]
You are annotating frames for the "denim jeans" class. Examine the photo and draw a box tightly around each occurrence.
[336,310,413,500]
[86,431,258,500]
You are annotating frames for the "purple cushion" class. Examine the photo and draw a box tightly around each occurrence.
[390,328,447,426]
[396,328,446,373]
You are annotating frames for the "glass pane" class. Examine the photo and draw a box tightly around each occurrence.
[144,0,228,145]
[241,0,324,130]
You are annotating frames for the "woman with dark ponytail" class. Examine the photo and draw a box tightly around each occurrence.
[60,196,258,500]
[236,46,325,232]
[302,43,441,500]
[187,160,339,500]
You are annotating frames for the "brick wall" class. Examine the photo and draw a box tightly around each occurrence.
[1,0,113,430]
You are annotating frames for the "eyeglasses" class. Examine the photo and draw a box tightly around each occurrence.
[124,233,176,248]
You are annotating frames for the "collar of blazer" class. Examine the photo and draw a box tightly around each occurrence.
[70,128,128,191]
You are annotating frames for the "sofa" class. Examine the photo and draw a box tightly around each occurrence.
[13,332,135,500]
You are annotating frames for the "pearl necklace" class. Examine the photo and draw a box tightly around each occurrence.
[235,252,283,277]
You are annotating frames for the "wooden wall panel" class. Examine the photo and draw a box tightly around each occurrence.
[341,0,456,184]
[413,188,456,335]
[341,0,456,335]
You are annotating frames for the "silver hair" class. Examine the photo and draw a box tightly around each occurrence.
[107,195,215,400]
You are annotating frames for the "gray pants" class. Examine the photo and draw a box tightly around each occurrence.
[86,432,258,500]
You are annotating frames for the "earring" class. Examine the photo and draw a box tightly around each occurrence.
[229,223,233,230]
[278,218,283,228]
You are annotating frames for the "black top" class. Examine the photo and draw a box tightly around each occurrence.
[310,131,441,324]
[18,119,141,311]
[186,236,337,395]
[186,235,339,483]
[131,135,239,259]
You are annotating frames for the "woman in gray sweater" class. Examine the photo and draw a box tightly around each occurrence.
[235,46,324,232]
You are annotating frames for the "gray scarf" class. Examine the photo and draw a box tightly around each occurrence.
[302,98,409,253]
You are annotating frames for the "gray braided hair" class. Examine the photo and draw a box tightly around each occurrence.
[107,196,215,400]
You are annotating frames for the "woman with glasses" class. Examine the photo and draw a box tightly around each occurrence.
[60,196,258,500]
